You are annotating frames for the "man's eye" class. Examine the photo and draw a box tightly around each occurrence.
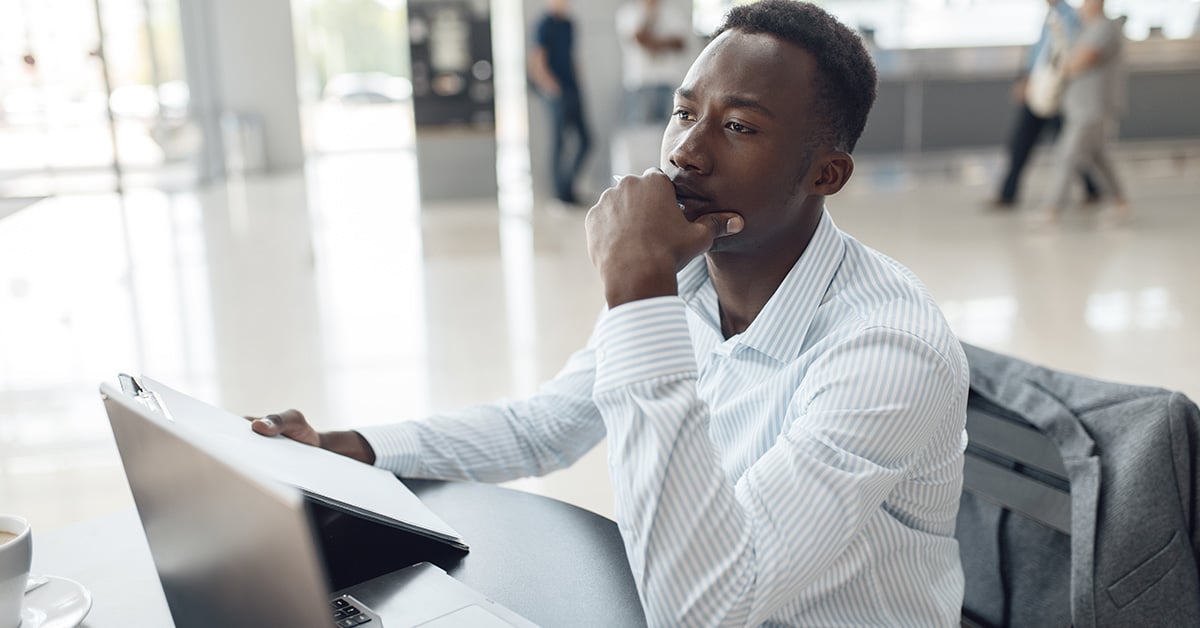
[727,121,751,133]
[673,110,694,122]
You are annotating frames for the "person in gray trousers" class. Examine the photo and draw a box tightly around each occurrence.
[1042,0,1131,224]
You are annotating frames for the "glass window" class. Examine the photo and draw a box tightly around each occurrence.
[292,0,415,154]
[0,0,197,195]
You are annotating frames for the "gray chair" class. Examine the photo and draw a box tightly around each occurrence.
[957,343,1200,628]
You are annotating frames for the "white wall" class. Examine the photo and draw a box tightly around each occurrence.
[178,0,305,179]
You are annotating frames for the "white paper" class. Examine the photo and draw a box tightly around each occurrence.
[140,376,465,547]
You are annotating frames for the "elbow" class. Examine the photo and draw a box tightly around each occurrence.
[645,601,755,628]
[640,570,760,628]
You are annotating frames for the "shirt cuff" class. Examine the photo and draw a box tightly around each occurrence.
[354,423,423,476]
[593,296,698,393]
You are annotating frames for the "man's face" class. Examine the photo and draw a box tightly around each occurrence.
[661,30,826,255]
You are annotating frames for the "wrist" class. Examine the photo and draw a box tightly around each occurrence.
[320,430,377,465]
[604,269,678,307]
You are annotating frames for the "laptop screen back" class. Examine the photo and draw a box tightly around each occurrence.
[102,383,334,628]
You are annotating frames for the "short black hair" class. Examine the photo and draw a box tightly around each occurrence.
[714,0,877,153]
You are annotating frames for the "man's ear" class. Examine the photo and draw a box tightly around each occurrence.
[812,151,854,196]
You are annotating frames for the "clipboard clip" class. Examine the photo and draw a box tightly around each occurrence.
[118,373,172,420]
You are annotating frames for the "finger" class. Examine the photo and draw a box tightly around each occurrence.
[640,168,673,190]
[694,212,745,239]
[635,168,678,205]
[251,413,283,436]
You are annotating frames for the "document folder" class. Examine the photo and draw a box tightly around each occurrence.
[118,374,468,551]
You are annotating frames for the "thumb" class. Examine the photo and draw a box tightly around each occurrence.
[250,408,308,438]
[251,413,285,437]
[694,212,745,240]
[250,409,322,448]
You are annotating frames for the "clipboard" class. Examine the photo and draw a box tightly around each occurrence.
[115,373,468,551]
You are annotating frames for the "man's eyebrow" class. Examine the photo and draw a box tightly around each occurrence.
[724,95,775,119]
[673,88,775,119]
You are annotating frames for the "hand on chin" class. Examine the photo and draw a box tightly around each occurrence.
[586,169,743,306]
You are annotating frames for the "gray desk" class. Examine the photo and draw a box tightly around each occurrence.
[33,480,646,627]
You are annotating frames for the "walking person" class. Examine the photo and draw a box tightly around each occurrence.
[529,0,591,205]
[993,0,1099,209]
[1042,0,1130,223]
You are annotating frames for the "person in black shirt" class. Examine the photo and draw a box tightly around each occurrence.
[529,0,592,205]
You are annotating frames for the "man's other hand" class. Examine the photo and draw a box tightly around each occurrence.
[246,409,376,465]
[248,409,321,446]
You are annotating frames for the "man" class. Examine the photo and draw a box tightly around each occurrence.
[529,0,591,205]
[993,0,1099,209]
[254,1,968,624]
[1043,0,1130,223]
[616,0,692,126]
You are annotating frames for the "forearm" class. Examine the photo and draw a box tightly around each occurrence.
[598,376,757,625]
[357,349,605,481]
[378,403,602,481]
[592,300,760,624]
[528,49,560,94]
[635,33,684,54]
[1064,48,1102,76]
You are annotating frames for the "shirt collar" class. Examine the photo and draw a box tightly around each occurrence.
[677,209,847,363]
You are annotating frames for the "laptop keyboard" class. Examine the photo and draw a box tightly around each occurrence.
[331,595,373,627]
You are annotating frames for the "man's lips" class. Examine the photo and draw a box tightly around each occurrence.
[672,181,722,220]
[671,180,711,204]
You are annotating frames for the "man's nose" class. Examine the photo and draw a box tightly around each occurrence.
[666,124,713,175]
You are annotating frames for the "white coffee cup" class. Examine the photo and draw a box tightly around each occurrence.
[0,515,32,628]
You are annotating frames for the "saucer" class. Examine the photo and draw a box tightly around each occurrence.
[19,576,92,628]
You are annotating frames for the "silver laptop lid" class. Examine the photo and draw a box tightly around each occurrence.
[101,382,334,628]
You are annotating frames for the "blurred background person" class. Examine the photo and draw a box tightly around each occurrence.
[615,0,692,127]
[1043,0,1131,223]
[529,0,592,205]
[993,0,1099,210]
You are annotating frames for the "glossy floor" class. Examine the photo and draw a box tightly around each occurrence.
[1,142,1198,534]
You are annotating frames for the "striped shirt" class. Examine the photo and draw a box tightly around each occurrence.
[359,210,969,626]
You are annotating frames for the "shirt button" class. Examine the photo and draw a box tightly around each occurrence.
[595,349,606,362]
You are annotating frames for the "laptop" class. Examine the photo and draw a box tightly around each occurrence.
[100,381,539,628]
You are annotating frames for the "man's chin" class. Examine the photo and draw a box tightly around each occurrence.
[707,235,738,255]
